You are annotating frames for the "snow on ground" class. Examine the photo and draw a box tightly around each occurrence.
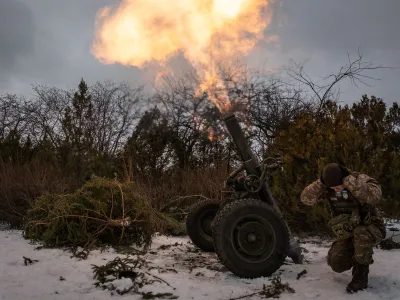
[1,224,400,300]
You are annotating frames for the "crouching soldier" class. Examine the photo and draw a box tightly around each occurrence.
[300,163,386,293]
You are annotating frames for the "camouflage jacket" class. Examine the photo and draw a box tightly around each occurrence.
[300,172,386,235]
[300,172,382,208]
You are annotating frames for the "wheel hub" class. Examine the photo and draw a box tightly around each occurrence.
[247,233,257,243]
[237,221,270,256]
[232,216,276,263]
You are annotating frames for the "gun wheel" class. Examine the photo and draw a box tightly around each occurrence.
[212,198,290,278]
[186,198,220,252]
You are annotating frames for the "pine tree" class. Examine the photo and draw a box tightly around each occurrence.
[61,79,95,183]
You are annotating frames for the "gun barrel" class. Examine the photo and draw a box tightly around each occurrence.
[222,112,261,176]
[222,112,280,208]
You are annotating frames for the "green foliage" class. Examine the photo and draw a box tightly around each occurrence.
[123,107,171,180]
[23,176,180,249]
[268,97,400,233]
[92,255,178,297]
[60,79,97,184]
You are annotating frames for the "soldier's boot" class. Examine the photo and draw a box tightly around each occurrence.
[346,263,369,293]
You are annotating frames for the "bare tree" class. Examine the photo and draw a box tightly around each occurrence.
[196,61,312,151]
[284,49,389,111]
[0,94,29,140]
[246,79,312,149]
[153,73,221,169]
[25,80,144,157]
[28,85,70,146]
[90,80,145,157]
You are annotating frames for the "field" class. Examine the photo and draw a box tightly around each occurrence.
[1,221,400,300]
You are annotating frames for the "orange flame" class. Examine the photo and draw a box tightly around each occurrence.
[92,0,273,113]
[193,115,220,143]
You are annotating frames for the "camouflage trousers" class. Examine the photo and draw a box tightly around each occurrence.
[327,224,385,273]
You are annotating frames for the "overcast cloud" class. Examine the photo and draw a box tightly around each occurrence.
[1,0,399,104]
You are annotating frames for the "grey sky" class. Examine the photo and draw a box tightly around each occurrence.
[1,0,399,105]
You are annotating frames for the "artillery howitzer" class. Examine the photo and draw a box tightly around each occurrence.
[186,112,303,278]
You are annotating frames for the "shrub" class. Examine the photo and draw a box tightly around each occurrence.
[23,176,180,249]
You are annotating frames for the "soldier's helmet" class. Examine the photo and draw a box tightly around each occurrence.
[321,163,343,187]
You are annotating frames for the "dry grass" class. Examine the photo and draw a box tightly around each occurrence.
[146,166,229,211]
[0,159,73,227]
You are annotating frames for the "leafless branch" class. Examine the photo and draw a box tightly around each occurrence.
[284,48,391,112]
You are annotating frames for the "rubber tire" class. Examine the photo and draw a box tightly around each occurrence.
[186,198,220,252]
[212,198,290,278]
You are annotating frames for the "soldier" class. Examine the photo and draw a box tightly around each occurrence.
[300,163,386,293]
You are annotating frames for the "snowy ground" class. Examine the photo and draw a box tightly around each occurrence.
[1,222,400,300]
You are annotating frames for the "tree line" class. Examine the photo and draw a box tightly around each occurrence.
[0,55,398,234]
